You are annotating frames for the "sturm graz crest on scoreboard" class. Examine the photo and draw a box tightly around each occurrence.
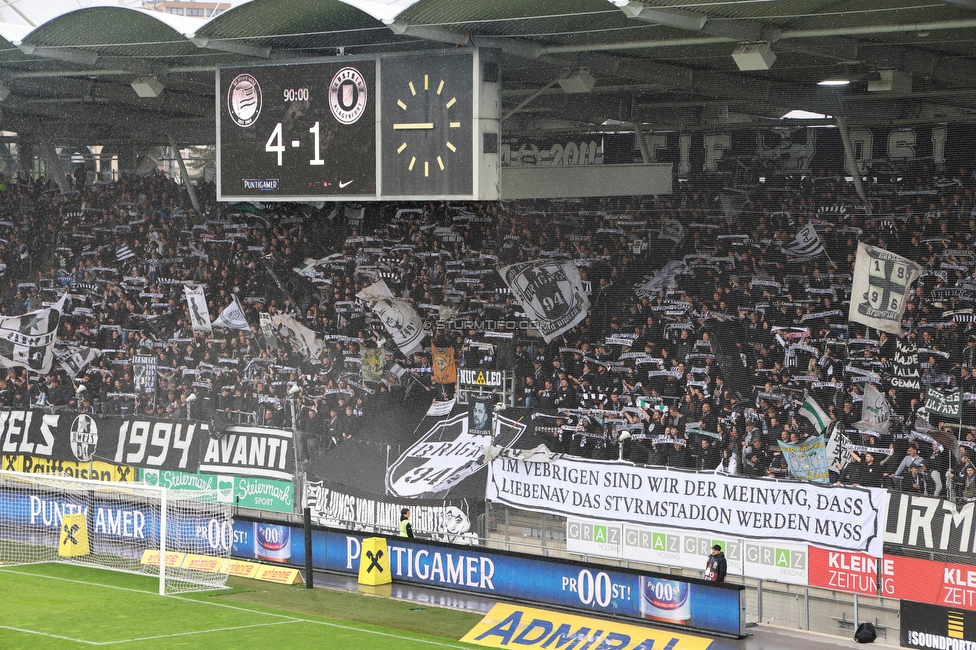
[69,414,98,462]
[227,73,262,128]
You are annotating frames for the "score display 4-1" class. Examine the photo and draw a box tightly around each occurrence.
[218,60,376,200]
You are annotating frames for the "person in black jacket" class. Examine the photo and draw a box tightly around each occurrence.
[705,544,727,582]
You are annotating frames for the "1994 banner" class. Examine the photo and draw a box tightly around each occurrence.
[0,408,293,481]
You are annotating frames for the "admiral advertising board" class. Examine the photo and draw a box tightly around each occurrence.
[231,519,745,637]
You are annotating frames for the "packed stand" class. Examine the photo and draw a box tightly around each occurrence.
[0,165,974,502]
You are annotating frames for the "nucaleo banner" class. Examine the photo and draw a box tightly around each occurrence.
[487,454,889,556]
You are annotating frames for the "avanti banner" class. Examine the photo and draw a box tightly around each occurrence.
[0,407,294,481]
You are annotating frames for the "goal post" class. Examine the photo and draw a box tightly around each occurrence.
[0,469,233,595]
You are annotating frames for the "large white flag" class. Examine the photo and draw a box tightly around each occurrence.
[849,242,921,335]
[781,223,825,259]
[357,280,426,356]
[853,383,892,434]
[0,293,68,374]
[183,284,212,333]
[212,295,250,331]
[273,314,324,362]
[499,260,590,343]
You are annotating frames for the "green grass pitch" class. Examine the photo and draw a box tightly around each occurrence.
[0,563,486,649]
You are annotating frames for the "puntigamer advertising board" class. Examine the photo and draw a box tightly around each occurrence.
[231,519,745,637]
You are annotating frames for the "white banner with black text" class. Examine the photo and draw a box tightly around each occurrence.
[487,454,889,556]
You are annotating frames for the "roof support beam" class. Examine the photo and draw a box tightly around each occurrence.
[387,22,543,59]
[190,38,271,59]
[18,44,98,67]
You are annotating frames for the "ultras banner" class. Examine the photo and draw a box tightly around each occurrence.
[487,454,889,556]
[0,408,293,481]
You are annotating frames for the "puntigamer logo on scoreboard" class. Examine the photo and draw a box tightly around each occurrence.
[242,179,279,191]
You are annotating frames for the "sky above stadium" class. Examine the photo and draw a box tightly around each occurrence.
[0,0,422,27]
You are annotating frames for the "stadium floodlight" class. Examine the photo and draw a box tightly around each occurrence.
[130,76,164,98]
[0,469,232,595]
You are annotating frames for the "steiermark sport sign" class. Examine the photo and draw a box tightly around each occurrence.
[140,468,294,513]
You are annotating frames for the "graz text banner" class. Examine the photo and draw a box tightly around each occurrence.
[487,455,889,556]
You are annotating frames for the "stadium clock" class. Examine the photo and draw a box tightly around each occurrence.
[217,59,377,200]
[380,52,474,197]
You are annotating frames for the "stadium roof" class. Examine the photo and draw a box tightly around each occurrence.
[2,0,976,146]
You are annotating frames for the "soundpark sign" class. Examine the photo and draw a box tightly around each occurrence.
[901,600,976,648]
[139,468,294,514]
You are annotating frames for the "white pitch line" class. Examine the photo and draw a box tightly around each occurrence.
[0,567,474,649]
[0,625,100,645]
[96,620,302,645]
[300,618,474,650]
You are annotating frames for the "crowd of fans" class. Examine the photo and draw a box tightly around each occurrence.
[0,160,975,502]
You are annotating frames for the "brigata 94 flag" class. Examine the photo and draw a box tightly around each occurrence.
[849,242,921,335]
[499,260,589,343]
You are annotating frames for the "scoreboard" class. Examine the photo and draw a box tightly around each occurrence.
[216,49,500,202]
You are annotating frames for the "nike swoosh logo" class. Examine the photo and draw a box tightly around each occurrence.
[339,180,353,188]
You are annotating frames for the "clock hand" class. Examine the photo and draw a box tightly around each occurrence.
[393,122,434,130]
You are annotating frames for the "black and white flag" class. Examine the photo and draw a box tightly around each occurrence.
[183,284,212,334]
[132,354,157,394]
[0,293,68,374]
[891,338,921,390]
[850,242,921,335]
[357,280,426,356]
[116,244,135,262]
[500,260,590,343]
[781,223,825,259]
[273,314,323,362]
[212,295,250,331]
[658,219,684,244]
[54,344,100,378]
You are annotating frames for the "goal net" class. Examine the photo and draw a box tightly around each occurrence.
[0,469,233,595]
